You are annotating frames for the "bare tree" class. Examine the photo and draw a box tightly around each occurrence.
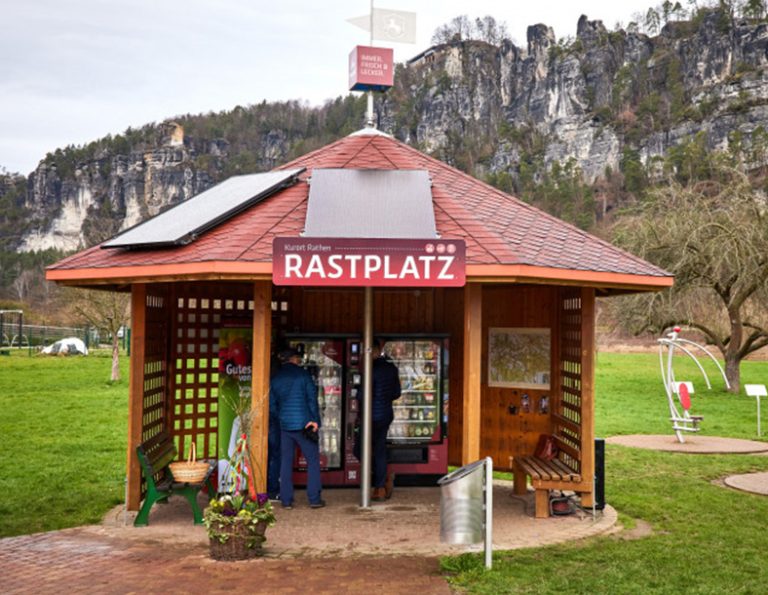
[645,7,662,34]
[431,14,509,45]
[66,288,130,381]
[610,162,768,392]
[11,270,34,301]
[474,16,509,44]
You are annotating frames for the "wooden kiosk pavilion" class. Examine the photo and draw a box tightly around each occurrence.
[47,129,672,518]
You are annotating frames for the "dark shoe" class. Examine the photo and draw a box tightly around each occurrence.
[309,500,326,509]
[372,487,386,501]
[281,502,293,510]
[385,472,395,499]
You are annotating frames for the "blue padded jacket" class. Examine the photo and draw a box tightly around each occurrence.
[269,363,321,431]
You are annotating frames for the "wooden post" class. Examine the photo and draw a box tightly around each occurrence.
[250,281,272,493]
[126,283,146,511]
[461,283,482,465]
[579,287,596,506]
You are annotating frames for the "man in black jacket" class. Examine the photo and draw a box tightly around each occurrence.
[370,339,401,501]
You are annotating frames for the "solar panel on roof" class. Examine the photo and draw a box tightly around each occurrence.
[303,169,437,238]
[101,168,305,249]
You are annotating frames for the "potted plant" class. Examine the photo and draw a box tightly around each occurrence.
[204,390,276,561]
[204,492,276,560]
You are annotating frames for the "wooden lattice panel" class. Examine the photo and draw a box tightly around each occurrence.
[555,289,583,474]
[141,287,169,444]
[170,283,253,462]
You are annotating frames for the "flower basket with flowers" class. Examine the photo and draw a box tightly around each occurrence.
[204,492,276,561]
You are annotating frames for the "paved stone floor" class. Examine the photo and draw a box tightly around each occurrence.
[1,482,617,594]
[606,434,768,454]
[723,471,768,496]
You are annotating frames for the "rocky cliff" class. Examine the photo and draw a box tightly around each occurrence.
[385,11,768,185]
[21,138,213,252]
[6,7,768,254]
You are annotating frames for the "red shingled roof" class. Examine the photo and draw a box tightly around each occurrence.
[48,130,671,288]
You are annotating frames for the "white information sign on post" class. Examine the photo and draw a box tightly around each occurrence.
[745,384,767,437]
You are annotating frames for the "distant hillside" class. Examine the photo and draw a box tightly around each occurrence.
[4,4,768,305]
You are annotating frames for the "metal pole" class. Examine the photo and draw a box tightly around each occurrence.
[366,93,374,128]
[366,0,375,128]
[758,395,761,437]
[592,469,597,522]
[360,286,374,508]
[484,456,493,570]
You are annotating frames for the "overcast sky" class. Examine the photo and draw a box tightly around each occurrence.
[0,0,656,175]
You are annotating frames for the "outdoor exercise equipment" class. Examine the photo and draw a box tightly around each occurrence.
[658,326,730,443]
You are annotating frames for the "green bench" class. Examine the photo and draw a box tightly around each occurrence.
[134,432,216,527]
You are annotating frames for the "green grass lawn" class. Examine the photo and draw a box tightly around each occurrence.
[445,352,768,593]
[0,350,127,536]
[2,349,768,593]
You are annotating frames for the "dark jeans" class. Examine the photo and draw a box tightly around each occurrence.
[267,418,280,498]
[372,419,391,488]
[279,429,322,506]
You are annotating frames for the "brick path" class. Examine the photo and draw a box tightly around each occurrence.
[1,528,450,594]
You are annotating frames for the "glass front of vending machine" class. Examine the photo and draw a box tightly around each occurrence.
[382,335,449,481]
[287,337,348,486]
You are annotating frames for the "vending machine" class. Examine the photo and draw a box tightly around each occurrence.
[285,334,449,486]
[287,335,361,486]
[381,336,449,480]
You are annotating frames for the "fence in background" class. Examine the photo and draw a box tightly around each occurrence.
[1,313,128,354]
[0,323,104,351]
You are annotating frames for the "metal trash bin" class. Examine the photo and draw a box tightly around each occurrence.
[438,459,486,544]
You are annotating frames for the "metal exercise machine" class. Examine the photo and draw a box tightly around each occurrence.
[658,326,730,443]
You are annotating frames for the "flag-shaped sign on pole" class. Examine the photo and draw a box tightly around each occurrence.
[347,8,417,44]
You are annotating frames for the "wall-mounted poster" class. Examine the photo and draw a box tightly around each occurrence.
[488,327,551,389]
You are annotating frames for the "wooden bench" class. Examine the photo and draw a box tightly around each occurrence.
[513,455,582,519]
[134,432,216,527]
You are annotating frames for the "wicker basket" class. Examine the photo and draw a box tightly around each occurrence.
[209,520,267,561]
[169,443,209,484]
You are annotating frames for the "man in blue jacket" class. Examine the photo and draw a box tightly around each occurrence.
[371,340,401,501]
[270,347,324,509]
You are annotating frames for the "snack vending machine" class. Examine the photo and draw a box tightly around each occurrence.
[381,336,449,479]
[286,334,449,486]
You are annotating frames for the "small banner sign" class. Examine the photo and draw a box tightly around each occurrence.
[349,45,394,91]
[273,237,466,287]
[346,9,418,44]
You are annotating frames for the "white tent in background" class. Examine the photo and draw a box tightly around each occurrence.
[41,337,88,356]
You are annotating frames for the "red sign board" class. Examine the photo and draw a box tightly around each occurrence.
[349,45,394,92]
[273,237,466,287]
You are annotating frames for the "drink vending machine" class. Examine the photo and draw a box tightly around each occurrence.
[287,334,449,487]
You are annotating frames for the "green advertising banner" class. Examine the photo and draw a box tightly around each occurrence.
[218,325,252,470]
